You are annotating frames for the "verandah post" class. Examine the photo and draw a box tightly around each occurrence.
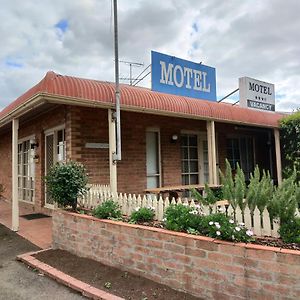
[12,118,19,231]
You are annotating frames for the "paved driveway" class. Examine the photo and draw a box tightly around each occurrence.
[0,224,85,300]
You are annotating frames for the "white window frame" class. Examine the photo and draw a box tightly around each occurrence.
[44,125,66,209]
[180,130,201,185]
[146,127,161,189]
[18,134,35,204]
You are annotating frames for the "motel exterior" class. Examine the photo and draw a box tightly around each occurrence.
[0,71,283,227]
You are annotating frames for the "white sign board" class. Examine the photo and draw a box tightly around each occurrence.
[239,77,275,111]
[85,143,109,149]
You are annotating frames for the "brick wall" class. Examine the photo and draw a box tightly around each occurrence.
[76,108,207,194]
[0,106,66,212]
[0,131,12,200]
[53,211,300,300]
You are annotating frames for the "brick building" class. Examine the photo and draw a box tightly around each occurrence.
[0,71,283,222]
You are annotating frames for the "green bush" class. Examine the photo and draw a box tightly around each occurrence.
[198,213,254,243]
[164,204,202,232]
[268,171,298,224]
[93,200,122,219]
[45,161,89,210]
[280,110,300,181]
[191,184,218,214]
[220,160,246,220]
[130,207,155,223]
[278,217,300,243]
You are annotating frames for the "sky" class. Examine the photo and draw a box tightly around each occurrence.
[0,0,299,112]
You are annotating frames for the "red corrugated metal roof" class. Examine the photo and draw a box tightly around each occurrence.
[0,71,283,127]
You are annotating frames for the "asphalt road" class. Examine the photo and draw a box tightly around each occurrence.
[0,224,85,300]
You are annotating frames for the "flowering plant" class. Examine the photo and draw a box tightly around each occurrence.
[164,204,202,232]
[198,213,254,243]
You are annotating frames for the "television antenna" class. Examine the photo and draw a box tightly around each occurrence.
[119,60,144,85]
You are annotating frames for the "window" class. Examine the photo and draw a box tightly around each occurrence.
[146,130,160,189]
[45,127,66,207]
[226,137,254,180]
[18,139,35,202]
[181,134,199,185]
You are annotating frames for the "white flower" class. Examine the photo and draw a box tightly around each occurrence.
[182,203,189,206]
[189,210,198,215]
[135,207,140,211]
[229,219,234,224]
[232,235,235,240]
[209,221,214,226]
[148,206,155,211]
[194,204,201,209]
[215,223,221,229]
[162,218,166,222]
[218,207,224,213]
[216,231,221,236]
[235,226,241,232]
[246,230,253,236]
[239,222,245,227]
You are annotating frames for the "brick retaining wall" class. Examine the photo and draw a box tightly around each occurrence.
[53,210,300,300]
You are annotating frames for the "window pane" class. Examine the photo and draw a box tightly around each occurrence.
[190,161,198,172]
[189,135,197,146]
[182,161,189,173]
[181,134,199,185]
[189,174,199,184]
[189,147,198,159]
[181,135,188,146]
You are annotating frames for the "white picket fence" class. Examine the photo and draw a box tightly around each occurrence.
[78,184,300,238]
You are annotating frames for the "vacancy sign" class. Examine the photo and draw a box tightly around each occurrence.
[239,77,275,111]
[151,51,216,101]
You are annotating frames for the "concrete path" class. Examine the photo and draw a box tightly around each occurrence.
[0,199,52,249]
[0,223,85,300]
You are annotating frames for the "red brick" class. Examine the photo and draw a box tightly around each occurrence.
[208,252,232,264]
[234,276,261,289]
[184,247,206,258]
[233,256,258,268]
[163,242,185,254]
[194,240,219,251]
[245,248,276,261]
[219,244,245,257]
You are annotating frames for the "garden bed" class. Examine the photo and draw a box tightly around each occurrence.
[34,249,201,300]
[53,210,300,300]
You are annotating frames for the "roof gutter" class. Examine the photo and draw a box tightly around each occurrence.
[0,94,47,128]
[0,92,280,130]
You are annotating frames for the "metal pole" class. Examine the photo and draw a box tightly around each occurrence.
[113,0,121,161]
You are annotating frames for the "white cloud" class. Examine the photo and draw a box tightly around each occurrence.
[0,0,299,112]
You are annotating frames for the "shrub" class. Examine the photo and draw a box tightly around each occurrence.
[164,204,202,232]
[280,110,300,181]
[130,207,155,223]
[93,200,122,219]
[278,217,300,243]
[45,161,89,210]
[198,213,254,243]
[191,184,218,214]
[268,171,298,224]
[220,160,246,220]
